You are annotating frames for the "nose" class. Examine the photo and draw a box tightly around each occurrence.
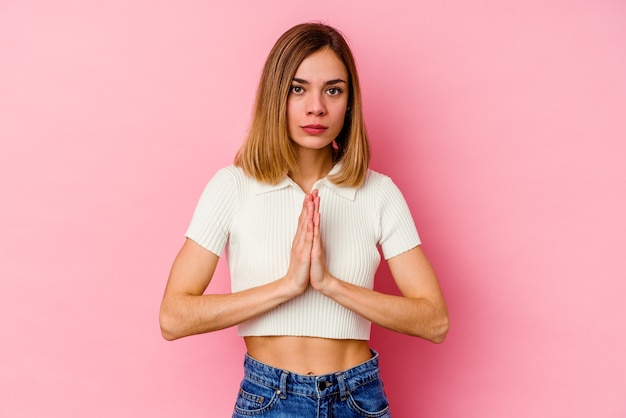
[306,92,326,116]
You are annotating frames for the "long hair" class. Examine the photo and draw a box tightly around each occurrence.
[234,23,370,187]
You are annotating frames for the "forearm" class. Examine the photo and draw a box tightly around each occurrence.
[321,277,449,343]
[160,277,299,340]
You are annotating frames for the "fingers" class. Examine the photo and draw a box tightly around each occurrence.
[311,189,320,228]
[286,190,328,294]
[310,190,322,254]
[295,193,313,244]
[293,192,320,255]
[309,190,328,291]
[292,191,321,263]
[285,192,315,294]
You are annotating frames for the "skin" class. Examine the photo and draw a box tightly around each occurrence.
[160,47,449,375]
[286,47,348,191]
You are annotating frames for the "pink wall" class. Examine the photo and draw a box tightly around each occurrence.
[1,1,625,417]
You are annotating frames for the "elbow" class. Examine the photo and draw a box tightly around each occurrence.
[429,324,449,344]
[159,317,178,341]
[429,313,450,344]
[159,305,183,341]
[411,310,449,344]
[160,326,178,342]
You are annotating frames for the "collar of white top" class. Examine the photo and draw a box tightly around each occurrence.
[253,164,357,201]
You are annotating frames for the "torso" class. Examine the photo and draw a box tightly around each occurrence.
[244,336,372,375]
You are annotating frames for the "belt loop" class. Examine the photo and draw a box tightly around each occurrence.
[336,372,349,401]
[278,371,288,399]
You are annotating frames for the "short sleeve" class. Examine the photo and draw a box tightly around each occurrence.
[185,167,237,256]
[377,176,421,259]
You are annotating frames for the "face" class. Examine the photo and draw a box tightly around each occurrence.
[287,47,349,152]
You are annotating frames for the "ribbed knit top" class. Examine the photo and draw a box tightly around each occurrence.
[185,164,421,340]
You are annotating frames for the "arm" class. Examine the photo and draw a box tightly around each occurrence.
[315,247,449,343]
[159,195,316,340]
[309,192,449,343]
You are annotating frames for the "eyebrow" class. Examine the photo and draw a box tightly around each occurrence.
[292,77,347,86]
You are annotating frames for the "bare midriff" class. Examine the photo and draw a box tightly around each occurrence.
[244,336,373,376]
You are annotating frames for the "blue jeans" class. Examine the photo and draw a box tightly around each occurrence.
[232,350,391,417]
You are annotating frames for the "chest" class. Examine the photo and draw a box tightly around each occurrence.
[227,188,382,283]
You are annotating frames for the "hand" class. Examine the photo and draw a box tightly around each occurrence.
[283,191,315,295]
[309,190,333,293]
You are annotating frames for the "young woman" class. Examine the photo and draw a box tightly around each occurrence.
[160,22,449,417]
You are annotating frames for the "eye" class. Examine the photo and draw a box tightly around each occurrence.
[326,87,343,96]
[290,85,305,95]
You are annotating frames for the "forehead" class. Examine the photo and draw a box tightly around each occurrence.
[294,47,348,80]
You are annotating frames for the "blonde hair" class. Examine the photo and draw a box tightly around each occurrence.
[234,23,370,187]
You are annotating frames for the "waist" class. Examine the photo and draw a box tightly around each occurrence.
[242,349,381,399]
[244,336,372,375]
[237,288,373,340]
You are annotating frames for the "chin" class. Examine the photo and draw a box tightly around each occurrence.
[291,138,335,151]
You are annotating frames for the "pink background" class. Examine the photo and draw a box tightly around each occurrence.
[1,1,625,417]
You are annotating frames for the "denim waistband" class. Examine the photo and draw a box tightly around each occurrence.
[242,350,381,400]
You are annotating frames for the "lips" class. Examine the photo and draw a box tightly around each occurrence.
[301,124,328,135]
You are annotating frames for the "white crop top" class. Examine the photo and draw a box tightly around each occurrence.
[185,164,421,340]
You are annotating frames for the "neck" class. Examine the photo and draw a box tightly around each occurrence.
[288,145,334,193]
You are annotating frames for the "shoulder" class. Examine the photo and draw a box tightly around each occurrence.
[194,165,248,203]
[360,169,410,209]
[364,168,390,182]
[361,168,398,191]
[205,165,271,202]
[213,164,245,180]
[208,165,252,187]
